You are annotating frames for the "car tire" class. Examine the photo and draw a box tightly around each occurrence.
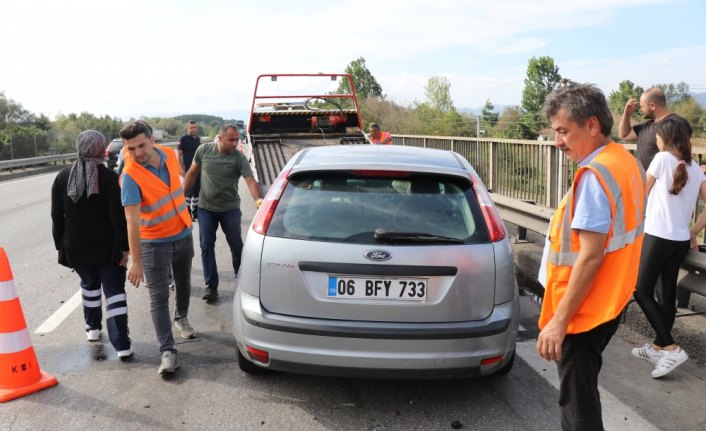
[237,347,268,374]
[493,351,515,376]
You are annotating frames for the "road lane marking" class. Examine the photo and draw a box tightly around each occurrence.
[34,289,82,334]
[0,172,59,186]
[516,340,658,431]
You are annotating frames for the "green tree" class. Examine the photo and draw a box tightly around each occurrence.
[480,99,499,135]
[424,75,455,114]
[336,57,384,100]
[412,103,445,135]
[698,112,706,139]
[34,114,53,132]
[0,91,36,128]
[0,91,54,158]
[443,110,473,137]
[608,80,644,115]
[0,124,49,159]
[53,114,81,153]
[655,82,691,106]
[495,106,524,139]
[148,117,186,138]
[520,56,561,138]
[52,112,124,154]
[672,96,705,134]
[359,97,411,134]
[0,92,6,129]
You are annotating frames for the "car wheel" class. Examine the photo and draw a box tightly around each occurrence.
[237,347,268,374]
[493,351,515,376]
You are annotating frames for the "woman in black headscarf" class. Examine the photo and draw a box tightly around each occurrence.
[51,130,132,359]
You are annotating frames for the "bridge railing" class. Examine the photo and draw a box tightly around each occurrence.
[393,133,706,305]
[395,135,575,208]
[393,134,706,210]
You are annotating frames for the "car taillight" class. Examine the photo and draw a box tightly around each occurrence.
[480,354,505,371]
[481,355,503,365]
[252,168,291,235]
[470,175,506,242]
[246,345,270,364]
[105,149,109,158]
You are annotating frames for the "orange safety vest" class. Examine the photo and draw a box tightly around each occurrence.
[121,144,191,240]
[370,131,392,145]
[539,142,646,334]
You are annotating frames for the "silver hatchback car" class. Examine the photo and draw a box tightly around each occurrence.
[233,145,519,378]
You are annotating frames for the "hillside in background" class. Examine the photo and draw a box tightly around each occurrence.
[692,92,706,108]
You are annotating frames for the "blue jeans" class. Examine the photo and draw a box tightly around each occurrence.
[198,207,243,289]
[75,264,131,352]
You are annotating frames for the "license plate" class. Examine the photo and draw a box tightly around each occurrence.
[327,276,428,300]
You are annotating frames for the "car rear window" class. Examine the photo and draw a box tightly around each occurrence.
[266,172,490,245]
[108,140,123,150]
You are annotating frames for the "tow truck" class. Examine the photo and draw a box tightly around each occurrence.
[246,73,367,190]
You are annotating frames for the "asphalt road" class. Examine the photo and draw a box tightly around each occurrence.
[1,172,705,431]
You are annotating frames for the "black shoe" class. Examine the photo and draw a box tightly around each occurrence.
[203,287,218,301]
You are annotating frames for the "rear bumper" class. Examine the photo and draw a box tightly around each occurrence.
[242,298,511,340]
[265,358,497,379]
[233,290,519,377]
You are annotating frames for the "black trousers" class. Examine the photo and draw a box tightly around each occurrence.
[186,174,200,218]
[634,233,690,347]
[558,314,622,431]
[75,264,131,352]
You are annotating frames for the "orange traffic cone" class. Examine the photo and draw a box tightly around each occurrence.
[0,247,57,402]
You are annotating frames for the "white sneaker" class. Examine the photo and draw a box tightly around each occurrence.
[651,348,688,378]
[631,343,660,364]
[174,317,196,339]
[158,351,179,375]
[86,329,101,342]
[117,348,133,361]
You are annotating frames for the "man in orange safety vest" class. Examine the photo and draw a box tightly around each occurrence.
[537,82,645,430]
[119,120,196,376]
[369,123,392,145]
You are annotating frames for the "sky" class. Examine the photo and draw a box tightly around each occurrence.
[1,0,705,121]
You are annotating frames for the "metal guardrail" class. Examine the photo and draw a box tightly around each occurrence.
[490,194,553,237]
[0,142,178,172]
[0,153,77,170]
[493,181,706,307]
[677,250,706,308]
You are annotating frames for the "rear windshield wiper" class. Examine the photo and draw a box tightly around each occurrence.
[373,229,464,244]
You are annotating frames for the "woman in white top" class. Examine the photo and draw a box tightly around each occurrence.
[632,118,706,378]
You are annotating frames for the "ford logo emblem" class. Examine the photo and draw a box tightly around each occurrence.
[364,250,392,261]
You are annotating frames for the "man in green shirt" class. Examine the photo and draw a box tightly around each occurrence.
[183,124,263,301]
